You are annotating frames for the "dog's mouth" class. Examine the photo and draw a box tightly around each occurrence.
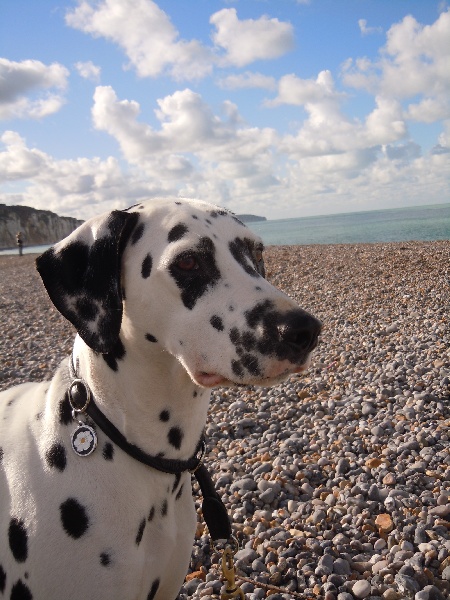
[194,359,310,389]
[194,372,228,387]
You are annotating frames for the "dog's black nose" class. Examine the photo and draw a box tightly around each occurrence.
[277,310,322,355]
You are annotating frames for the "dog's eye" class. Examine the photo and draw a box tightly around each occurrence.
[176,256,199,271]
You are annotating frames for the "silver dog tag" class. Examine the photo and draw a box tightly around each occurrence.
[71,424,98,457]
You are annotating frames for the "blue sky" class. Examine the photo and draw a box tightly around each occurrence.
[0,0,449,220]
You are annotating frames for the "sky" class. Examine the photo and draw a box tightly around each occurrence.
[0,0,449,221]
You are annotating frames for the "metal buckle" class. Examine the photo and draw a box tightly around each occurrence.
[68,378,91,415]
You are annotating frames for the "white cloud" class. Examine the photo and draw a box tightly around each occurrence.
[218,71,277,91]
[75,60,101,82]
[86,83,450,220]
[343,11,450,123]
[268,71,402,156]
[211,8,295,67]
[0,58,69,120]
[91,86,235,158]
[267,70,342,107]
[358,19,382,36]
[91,85,278,193]
[66,2,295,80]
[66,0,213,80]
[0,131,47,179]
[276,78,407,160]
[0,131,174,219]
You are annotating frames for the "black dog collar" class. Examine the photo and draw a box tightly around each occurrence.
[67,358,205,474]
[66,357,232,542]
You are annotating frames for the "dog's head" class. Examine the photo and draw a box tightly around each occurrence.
[37,198,321,387]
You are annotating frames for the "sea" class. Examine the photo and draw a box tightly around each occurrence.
[0,202,449,255]
[246,202,450,246]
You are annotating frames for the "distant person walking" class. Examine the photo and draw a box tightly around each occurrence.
[16,231,24,256]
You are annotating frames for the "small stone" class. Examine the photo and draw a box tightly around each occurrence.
[366,457,383,468]
[336,458,350,475]
[375,513,394,533]
[316,553,334,576]
[185,570,206,582]
[333,557,351,575]
[374,538,387,551]
[382,473,396,485]
[429,504,450,517]
[382,590,401,600]
[230,478,257,492]
[259,488,275,503]
[234,548,258,565]
[394,573,420,594]
[352,579,371,598]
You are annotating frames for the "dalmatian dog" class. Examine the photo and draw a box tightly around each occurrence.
[0,198,321,600]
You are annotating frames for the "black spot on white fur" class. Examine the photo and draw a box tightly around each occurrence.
[10,579,32,600]
[141,254,152,279]
[210,315,224,331]
[240,353,261,376]
[102,442,114,461]
[0,564,5,593]
[147,579,160,600]
[160,499,168,517]
[59,397,72,426]
[229,237,260,278]
[148,506,155,522]
[172,472,181,494]
[8,518,28,563]
[135,518,146,546]
[231,360,244,378]
[45,442,67,472]
[168,426,183,449]
[145,333,158,343]
[168,223,188,242]
[131,222,145,245]
[100,552,111,567]
[102,337,126,372]
[159,410,170,422]
[60,498,89,539]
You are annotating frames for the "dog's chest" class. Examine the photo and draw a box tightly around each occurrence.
[0,368,197,600]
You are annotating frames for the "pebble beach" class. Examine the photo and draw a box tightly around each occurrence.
[1,241,449,600]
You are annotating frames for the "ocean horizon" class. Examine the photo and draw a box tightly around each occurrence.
[246,202,450,246]
[1,202,449,255]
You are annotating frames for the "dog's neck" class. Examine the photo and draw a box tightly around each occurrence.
[71,335,211,462]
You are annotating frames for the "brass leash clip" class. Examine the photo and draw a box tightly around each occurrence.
[220,546,245,600]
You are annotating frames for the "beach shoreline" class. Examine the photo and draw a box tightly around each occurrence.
[1,241,449,599]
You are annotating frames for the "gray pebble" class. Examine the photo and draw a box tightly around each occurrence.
[352,579,371,598]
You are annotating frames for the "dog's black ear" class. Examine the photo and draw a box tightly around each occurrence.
[36,210,139,353]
